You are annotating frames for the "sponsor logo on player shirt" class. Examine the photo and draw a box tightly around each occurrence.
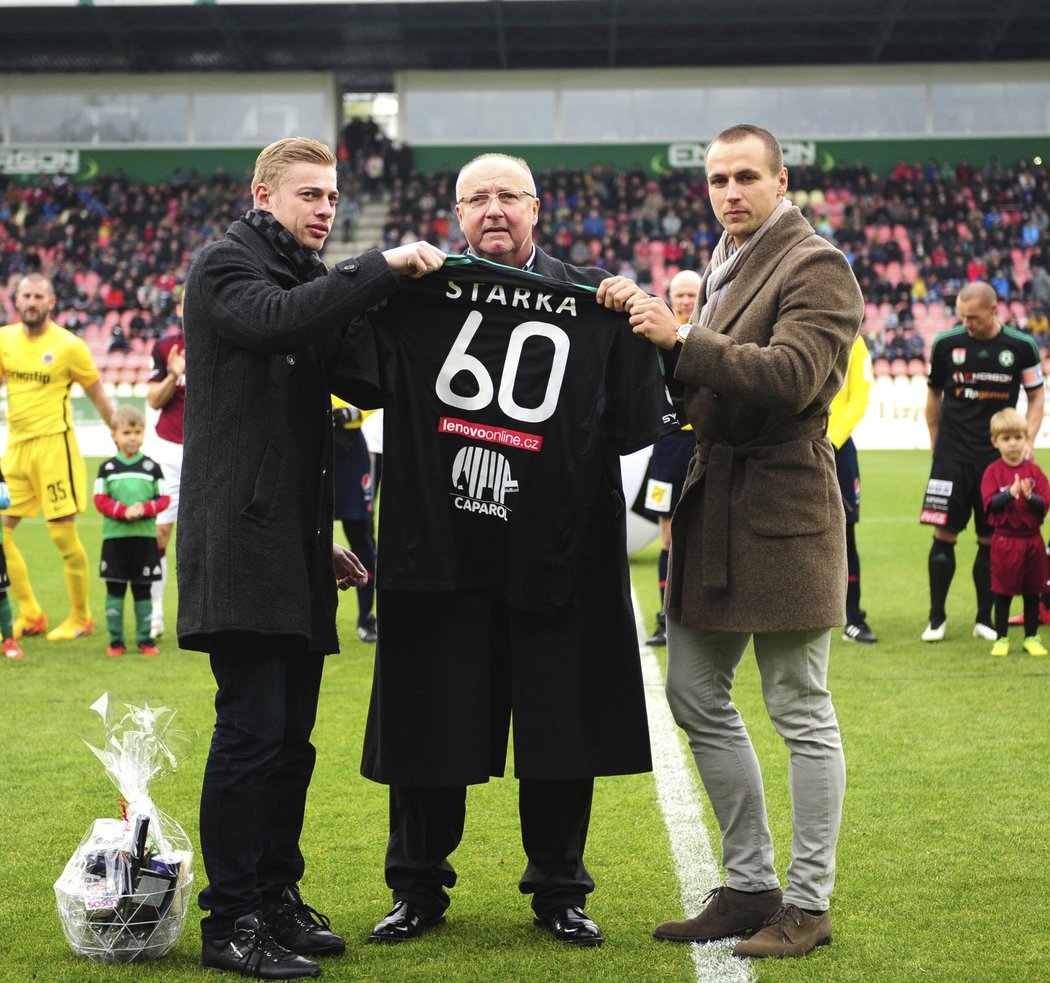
[7,369,52,384]
[951,371,1012,384]
[438,416,542,452]
[451,445,519,520]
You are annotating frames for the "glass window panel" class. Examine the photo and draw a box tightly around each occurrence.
[631,89,706,140]
[932,84,1004,134]
[1003,83,1050,134]
[561,89,633,141]
[478,90,555,142]
[702,88,781,135]
[404,90,554,143]
[404,91,484,142]
[195,92,325,144]
[777,84,927,137]
[10,92,189,143]
[127,94,189,142]
[10,94,85,142]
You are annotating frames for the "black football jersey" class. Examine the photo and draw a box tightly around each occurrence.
[368,255,678,610]
[928,324,1043,460]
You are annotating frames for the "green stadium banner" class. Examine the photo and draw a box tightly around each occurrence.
[2,136,1048,186]
[411,136,1050,178]
[0,148,258,186]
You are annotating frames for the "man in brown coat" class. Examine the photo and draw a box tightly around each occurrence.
[600,124,864,959]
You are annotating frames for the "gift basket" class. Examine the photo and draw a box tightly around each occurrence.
[54,693,195,963]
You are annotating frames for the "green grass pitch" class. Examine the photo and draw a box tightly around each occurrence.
[2,449,1048,982]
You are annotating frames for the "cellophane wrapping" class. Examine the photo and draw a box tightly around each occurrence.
[54,693,194,963]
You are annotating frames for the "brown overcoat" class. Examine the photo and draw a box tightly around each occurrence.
[667,206,864,632]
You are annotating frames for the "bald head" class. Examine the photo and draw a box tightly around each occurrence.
[957,281,997,308]
[454,153,540,269]
[956,280,1001,341]
[668,269,702,324]
[455,153,535,201]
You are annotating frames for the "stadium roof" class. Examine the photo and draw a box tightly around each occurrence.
[1,0,1049,89]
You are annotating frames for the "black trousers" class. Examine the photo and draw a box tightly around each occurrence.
[198,634,324,941]
[384,777,595,915]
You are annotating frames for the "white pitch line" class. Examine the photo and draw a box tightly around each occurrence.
[632,586,755,983]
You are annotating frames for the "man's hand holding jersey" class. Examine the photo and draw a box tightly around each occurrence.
[596,275,681,349]
[381,241,447,278]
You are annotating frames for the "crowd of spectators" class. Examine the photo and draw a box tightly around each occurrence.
[3,133,1050,376]
[381,153,1050,369]
[0,164,250,345]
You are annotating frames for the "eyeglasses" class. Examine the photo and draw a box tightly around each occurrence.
[456,190,537,210]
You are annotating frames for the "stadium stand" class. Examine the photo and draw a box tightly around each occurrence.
[2,146,1049,387]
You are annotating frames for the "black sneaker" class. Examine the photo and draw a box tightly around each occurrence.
[646,612,667,647]
[842,620,878,643]
[202,911,321,979]
[356,615,378,644]
[264,885,346,956]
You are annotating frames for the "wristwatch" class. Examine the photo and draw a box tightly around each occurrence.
[676,328,690,346]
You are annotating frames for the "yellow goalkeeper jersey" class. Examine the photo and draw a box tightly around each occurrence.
[0,320,100,445]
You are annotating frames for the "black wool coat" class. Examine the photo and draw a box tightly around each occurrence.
[177,217,397,654]
[360,247,660,785]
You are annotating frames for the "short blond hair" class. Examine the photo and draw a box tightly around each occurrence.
[111,403,145,431]
[990,406,1027,439]
[252,137,336,195]
[957,281,997,310]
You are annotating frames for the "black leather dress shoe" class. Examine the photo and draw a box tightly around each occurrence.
[368,900,445,943]
[533,905,604,946]
[264,884,346,956]
[202,911,321,979]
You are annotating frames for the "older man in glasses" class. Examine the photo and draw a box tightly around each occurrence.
[363,153,666,948]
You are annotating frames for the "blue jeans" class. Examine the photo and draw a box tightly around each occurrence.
[664,620,845,911]
[198,634,324,940]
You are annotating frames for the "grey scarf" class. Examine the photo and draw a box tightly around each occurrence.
[694,198,793,332]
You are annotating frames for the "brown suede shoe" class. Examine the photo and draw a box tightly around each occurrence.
[654,885,783,942]
[732,904,832,958]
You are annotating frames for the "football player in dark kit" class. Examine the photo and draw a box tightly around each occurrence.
[920,281,1043,643]
[361,153,675,947]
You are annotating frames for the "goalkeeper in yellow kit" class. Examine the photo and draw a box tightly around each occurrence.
[0,273,115,641]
